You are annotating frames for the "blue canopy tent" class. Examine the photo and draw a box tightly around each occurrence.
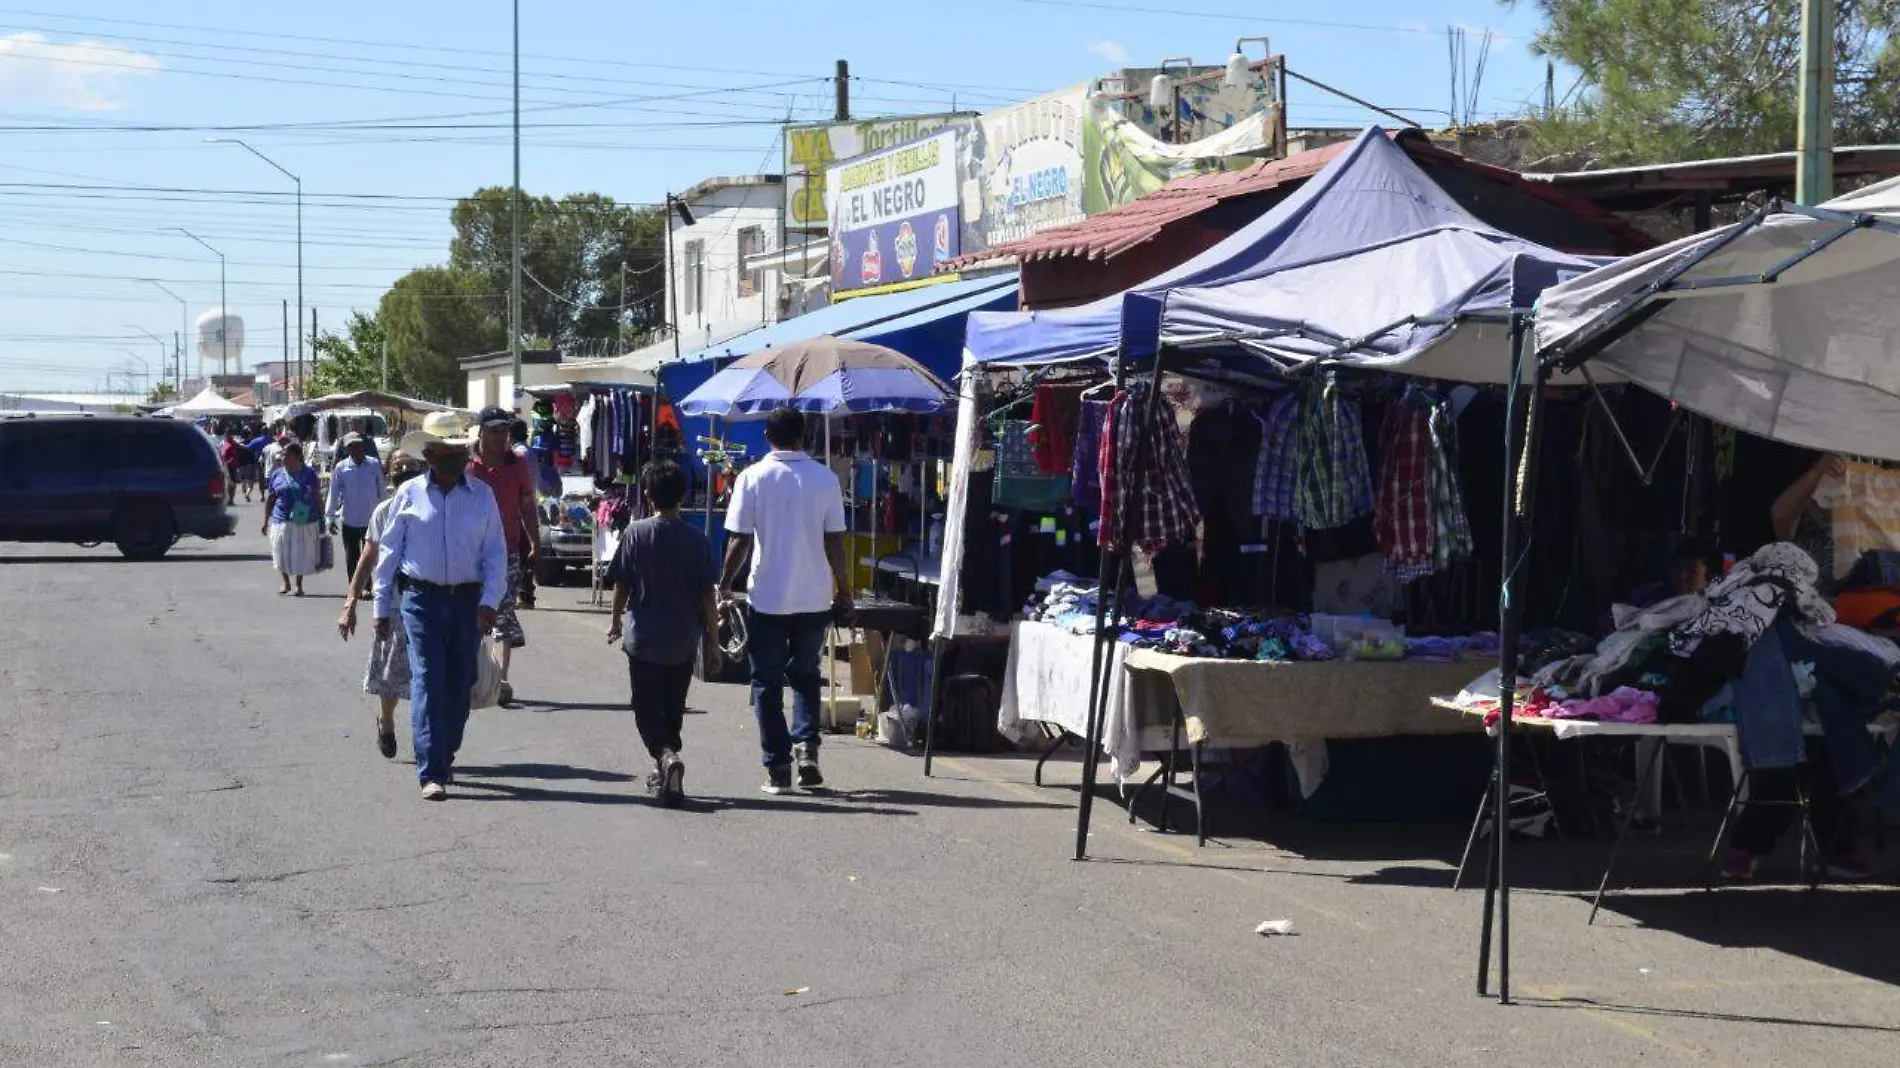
[963,127,1602,380]
[934,132,1621,966]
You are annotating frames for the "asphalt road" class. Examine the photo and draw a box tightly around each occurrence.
[2,528,1897,1067]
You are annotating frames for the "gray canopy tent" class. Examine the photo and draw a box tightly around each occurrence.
[1481,175,1900,1003]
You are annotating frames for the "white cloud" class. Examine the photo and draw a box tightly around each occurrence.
[0,32,160,112]
[1086,39,1130,64]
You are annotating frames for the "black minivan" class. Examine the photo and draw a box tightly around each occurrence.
[0,414,238,559]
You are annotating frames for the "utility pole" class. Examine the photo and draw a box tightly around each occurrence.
[835,59,850,121]
[508,0,524,402]
[381,335,389,391]
[174,331,181,391]
[1796,0,1835,205]
[282,300,289,402]
[309,308,318,400]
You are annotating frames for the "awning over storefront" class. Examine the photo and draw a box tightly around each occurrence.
[1534,176,1900,461]
[666,272,1018,382]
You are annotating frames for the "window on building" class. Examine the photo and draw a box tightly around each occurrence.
[737,226,764,298]
[682,240,705,318]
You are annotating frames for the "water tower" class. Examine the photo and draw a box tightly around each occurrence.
[195,309,244,378]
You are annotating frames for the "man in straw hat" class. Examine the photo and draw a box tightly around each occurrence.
[372,411,509,801]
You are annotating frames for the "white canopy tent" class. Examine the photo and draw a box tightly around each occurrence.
[1535,174,1900,461]
[171,387,255,417]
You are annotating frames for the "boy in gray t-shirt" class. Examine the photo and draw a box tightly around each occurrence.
[606,460,719,806]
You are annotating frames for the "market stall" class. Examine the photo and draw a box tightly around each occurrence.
[1459,174,1900,1003]
[933,130,1600,841]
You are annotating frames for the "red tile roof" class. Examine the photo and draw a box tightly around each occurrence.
[946,131,1650,269]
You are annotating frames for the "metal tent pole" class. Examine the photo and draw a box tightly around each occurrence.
[1477,315,1551,1004]
[1074,354,1129,860]
[1078,348,1167,861]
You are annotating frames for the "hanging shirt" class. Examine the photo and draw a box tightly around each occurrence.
[1292,377,1372,531]
[1250,392,1302,522]
[1102,385,1200,552]
[1375,401,1435,579]
[1070,397,1109,512]
[1029,382,1085,475]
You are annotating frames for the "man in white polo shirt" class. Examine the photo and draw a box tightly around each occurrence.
[719,407,852,795]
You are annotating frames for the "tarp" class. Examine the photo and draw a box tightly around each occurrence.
[966,128,1601,384]
[665,273,1018,382]
[171,387,254,416]
[282,390,464,418]
[1535,175,1900,460]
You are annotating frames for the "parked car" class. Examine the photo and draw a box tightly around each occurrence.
[0,413,238,559]
[535,475,599,586]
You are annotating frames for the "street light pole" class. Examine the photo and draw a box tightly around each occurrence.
[509,0,524,402]
[209,139,301,384]
[128,326,167,386]
[176,228,227,376]
[144,280,189,390]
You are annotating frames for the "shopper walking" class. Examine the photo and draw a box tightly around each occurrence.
[243,425,271,502]
[261,441,323,596]
[339,451,427,760]
[326,433,386,580]
[606,460,718,805]
[218,431,244,506]
[467,405,539,706]
[372,416,508,801]
[718,407,853,795]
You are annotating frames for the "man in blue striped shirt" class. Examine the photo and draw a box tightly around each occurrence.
[373,416,509,801]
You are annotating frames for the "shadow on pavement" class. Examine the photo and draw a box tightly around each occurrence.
[511,699,632,713]
[1591,885,1900,993]
[0,552,272,565]
[456,763,633,783]
[1517,991,1900,1035]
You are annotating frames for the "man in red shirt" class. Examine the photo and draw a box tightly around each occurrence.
[467,405,540,704]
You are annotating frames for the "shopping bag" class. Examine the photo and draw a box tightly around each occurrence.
[469,636,506,710]
[316,533,335,572]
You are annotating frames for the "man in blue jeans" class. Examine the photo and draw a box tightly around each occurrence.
[372,418,509,801]
[719,407,853,794]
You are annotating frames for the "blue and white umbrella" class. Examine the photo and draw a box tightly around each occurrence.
[677,335,950,418]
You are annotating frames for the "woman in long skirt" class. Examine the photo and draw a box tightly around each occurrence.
[262,441,323,596]
[339,452,423,759]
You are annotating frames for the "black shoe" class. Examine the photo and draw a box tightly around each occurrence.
[795,742,824,789]
[762,764,793,795]
[645,768,662,796]
[376,725,397,759]
[660,751,685,807]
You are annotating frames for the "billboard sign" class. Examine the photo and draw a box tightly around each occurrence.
[825,128,961,293]
[785,112,968,233]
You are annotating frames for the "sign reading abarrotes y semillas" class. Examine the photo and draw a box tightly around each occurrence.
[825,128,962,293]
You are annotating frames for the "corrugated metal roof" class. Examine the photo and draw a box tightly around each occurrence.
[947,131,1650,268]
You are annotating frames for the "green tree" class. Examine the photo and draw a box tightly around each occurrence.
[147,381,177,405]
[378,267,505,404]
[449,188,666,349]
[310,311,399,396]
[1517,1,1900,167]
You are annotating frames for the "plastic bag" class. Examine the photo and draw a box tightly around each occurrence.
[469,636,506,710]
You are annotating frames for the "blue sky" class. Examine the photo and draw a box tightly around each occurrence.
[0,0,1555,393]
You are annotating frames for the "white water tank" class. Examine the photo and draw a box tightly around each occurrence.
[196,310,244,374]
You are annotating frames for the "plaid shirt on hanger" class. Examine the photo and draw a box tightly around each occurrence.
[1104,384,1200,552]
[1426,399,1473,573]
[1250,391,1302,521]
[1293,376,1373,531]
[1375,400,1435,581]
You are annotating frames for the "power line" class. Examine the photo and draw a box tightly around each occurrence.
[1001,0,1516,38]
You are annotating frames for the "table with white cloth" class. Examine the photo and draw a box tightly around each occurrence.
[997,621,1165,785]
